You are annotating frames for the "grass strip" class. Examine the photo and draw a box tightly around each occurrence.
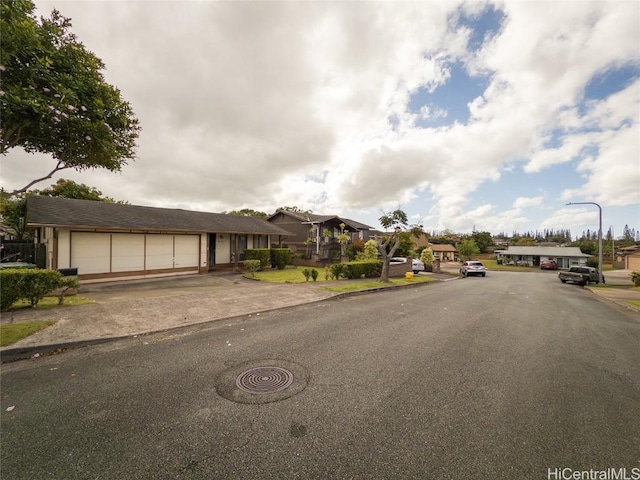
[322,276,436,293]
[1,320,57,347]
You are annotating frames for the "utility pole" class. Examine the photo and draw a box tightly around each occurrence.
[566,202,604,284]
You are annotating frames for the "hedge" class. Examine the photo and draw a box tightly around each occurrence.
[0,269,79,311]
[329,260,382,280]
[244,249,271,270]
[270,248,291,270]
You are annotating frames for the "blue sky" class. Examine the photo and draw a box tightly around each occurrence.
[2,1,639,240]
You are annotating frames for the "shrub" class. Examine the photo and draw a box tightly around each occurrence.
[20,269,64,307]
[586,257,600,268]
[329,260,381,280]
[302,268,311,281]
[270,248,291,270]
[0,269,73,310]
[630,271,640,286]
[0,269,26,312]
[310,269,318,281]
[244,249,271,270]
[243,259,261,277]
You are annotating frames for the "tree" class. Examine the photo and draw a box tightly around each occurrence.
[38,178,120,202]
[0,179,123,239]
[420,247,434,268]
[471,231,493,253]
[515,237,536,246]
[456,238,480,261]
[0,0,141,194]
[373,209,423,282]
[226,208,268,219]
[276,206,313,214]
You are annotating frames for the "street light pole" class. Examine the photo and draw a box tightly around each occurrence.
[566,201,604,284]
[610,225,615,268]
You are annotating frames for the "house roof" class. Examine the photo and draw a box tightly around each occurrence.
[26,196,292,236]
[428,243,457,252]
[497,246,590,257]
[267,209,372,231]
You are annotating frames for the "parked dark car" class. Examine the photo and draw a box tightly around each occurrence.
[558,266,604,285]
[540,260,557,270]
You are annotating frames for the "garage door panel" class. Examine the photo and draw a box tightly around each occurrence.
[145,235,174,269]
[628,256,640,270]
[111,234,145,272]
[174,235,198,268]
[71,233,111,275]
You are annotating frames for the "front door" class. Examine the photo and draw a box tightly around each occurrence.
[208,233,216,269]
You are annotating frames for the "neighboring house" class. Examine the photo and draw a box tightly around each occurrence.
[428,243,458,261]
[616,245,640,270]
[25,196,291,281]
[414,235,458,261]
[495,246,591,269]
[267,209,372,259]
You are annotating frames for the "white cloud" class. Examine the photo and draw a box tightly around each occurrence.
[0,1,637,235]
[513,196,544,208]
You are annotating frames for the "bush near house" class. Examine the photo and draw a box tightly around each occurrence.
[0,269,79,311]
[329,260,382,280]
[630,271,640,286]
[243,260,261,277]
[244,249,271,270]
[270,248,292,270]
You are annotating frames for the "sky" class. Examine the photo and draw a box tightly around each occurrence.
[2,0,639,240]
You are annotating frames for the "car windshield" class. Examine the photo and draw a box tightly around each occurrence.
[469,262,483,266]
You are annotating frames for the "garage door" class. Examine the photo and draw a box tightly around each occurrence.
[71,232,111,275]
[174,235,199,268]
[627,255,640,270]
[71,232,199,276]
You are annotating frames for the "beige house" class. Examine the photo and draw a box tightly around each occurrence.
[26,196,291,282]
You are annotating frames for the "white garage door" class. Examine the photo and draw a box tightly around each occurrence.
[112,234,145,272]
[174,235,199,268]
[146,235,175,270]
[71,232,111,275]
[71,232,199,276]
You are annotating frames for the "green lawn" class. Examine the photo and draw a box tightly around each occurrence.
[322,276,436,293]
[8,295,93,311]
[0,320,57,347]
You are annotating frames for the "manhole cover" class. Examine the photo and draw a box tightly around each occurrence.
[215,359,307,404]
[235,366,294,394]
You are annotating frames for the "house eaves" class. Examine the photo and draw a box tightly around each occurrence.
[26,196,292,236]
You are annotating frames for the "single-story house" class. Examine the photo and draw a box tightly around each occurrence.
[413,235,458,261]
[616,246,640,270]
[495,246,591,269]
[25,196,292,281]
[267,209,372,259]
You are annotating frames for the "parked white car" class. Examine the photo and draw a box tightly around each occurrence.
[389,257,425,274]
[459,261,487,277]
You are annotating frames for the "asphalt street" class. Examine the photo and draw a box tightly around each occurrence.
[1,271,639,480]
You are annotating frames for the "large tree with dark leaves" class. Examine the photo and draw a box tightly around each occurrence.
[0,0,140,194]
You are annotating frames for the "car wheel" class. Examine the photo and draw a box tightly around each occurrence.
[560,279,566,283]
[481,273,486,277]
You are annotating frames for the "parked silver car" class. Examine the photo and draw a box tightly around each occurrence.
[459,261,487,277]
[389,257,425,274]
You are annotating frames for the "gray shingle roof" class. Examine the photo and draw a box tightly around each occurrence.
[26,196,292,236]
